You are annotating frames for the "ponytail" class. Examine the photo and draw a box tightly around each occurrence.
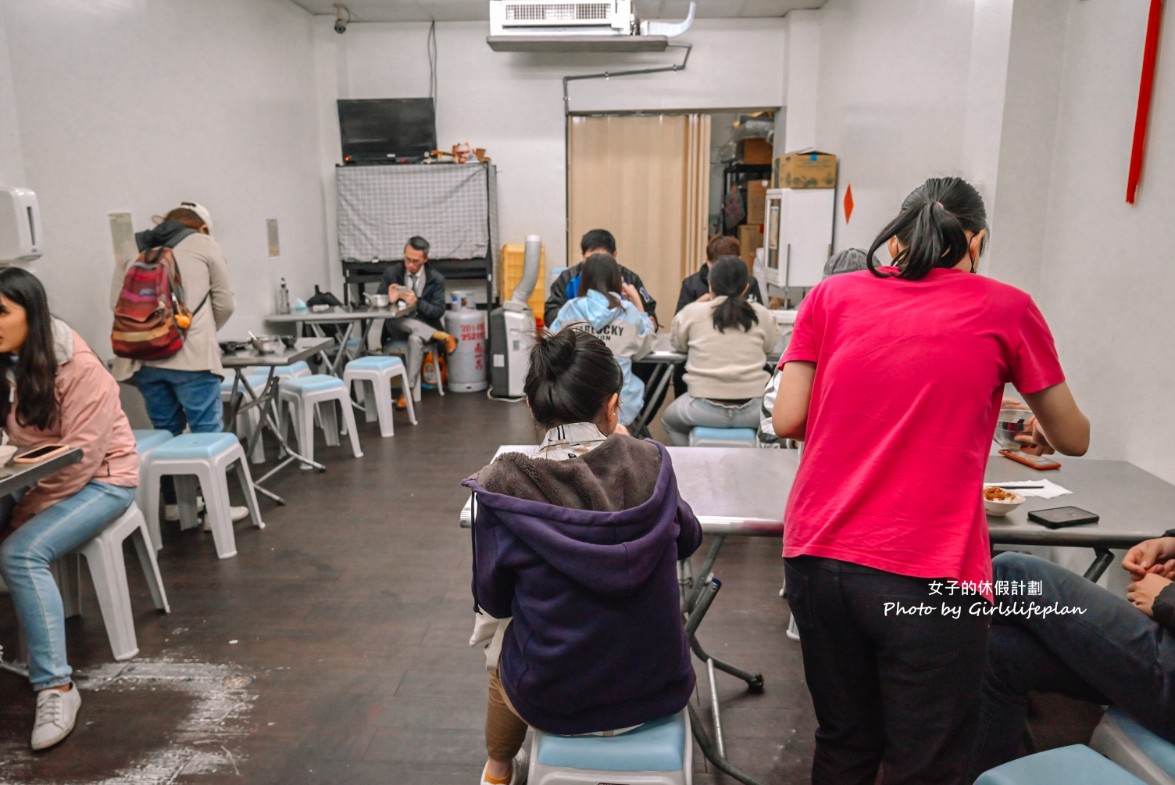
[708,256,758,333]
[867,177,988,281]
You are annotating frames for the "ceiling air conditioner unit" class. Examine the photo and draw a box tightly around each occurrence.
[489,0,635,38]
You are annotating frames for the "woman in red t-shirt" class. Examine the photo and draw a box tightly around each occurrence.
[773,177,1090,785]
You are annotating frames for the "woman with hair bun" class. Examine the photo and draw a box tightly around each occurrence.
[464,327,702,785]
[662,255,780,445]
[774,177,1089,784]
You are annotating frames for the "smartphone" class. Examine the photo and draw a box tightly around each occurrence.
[13,444,73,464]
[999,449,1062,470]
[1027,506,1100,529]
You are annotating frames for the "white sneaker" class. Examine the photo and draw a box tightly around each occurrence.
[229,506,250,523]
[480,748,528,785]
[31,684,81,751]
[163,498,206,522]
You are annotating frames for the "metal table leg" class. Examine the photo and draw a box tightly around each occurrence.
[630,362,674,438]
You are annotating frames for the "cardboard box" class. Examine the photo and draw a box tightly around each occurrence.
[745,180,768,225]
[737,138,773,165]
[738,223,763,269]
[772,149,838,189]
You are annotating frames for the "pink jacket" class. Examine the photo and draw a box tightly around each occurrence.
[5,321,138,519]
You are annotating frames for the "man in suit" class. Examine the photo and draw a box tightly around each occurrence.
[381,236,456,409]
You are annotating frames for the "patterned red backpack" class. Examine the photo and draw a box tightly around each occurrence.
[111,247,207,360]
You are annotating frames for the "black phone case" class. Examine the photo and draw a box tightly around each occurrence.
[1027,506,1100,529]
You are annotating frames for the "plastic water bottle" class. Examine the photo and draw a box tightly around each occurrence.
[276,278,291,314]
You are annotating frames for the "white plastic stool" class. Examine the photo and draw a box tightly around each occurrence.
[383,339,445,402]
[60,504,170,661]
[688,427,758,448]
[132,429,173,515]
[141,433,265,559]
[1091,707,1175,785]
[278,375,363,464]
[529,710,692,785]
[343,356,418,436]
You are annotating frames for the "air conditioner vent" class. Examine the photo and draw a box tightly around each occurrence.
[504,3,611,22]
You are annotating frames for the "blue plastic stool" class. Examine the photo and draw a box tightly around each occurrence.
[529,710,691,785]
[975,745,1148,785]
[343,356,417,436]
[688,427,757,448]
[1091,708,1175,785]
[278,375,363,464]
[140,433,264,559]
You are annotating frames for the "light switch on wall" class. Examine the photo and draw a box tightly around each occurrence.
[108,212,135,264]
[267,218,280,257]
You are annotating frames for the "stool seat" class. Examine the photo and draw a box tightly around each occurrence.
[1091,708,1175,785]
[221,373,267,393]
[975,745,1148,785]
[141,433,264,558]
[280,375,347,395]
[689,427,757,447]
[346,355,405,371]
[253,360,310,378]
[133,429,173,453]
[149,432,242,461]
[536,713,687,771]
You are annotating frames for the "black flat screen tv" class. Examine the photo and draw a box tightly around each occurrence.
[338,98,436,164]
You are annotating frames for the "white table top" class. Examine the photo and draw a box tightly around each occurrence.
[459,445,1174,549]
[264,303,413,323]
[220,337,333,368]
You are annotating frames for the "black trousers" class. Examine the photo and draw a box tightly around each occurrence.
[785,556,989,785]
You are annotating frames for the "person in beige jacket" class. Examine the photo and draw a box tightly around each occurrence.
[110,202,238,519]
[662,256,780,445]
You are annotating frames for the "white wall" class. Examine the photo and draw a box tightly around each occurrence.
[0,0,329,348]
[799,0,1175,482]
[1033,0,1175,482]
[324,19,786,269]
[0,11,25,186]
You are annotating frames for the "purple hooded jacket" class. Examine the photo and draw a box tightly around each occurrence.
[465,435,702,735]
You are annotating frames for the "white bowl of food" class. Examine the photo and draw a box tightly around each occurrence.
[983,486,1024,517]
[0,445,16,466]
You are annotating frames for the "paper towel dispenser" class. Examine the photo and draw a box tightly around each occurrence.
[0,187,43,262]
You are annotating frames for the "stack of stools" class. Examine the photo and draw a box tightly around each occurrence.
[58,504,170,661]
[343,356,418,436]
[528,710,692,785]
[221,371,269,463]
[974,745,1148,785]
[688,427,758,448]
[140,432,265,559]
[277,375,363,463]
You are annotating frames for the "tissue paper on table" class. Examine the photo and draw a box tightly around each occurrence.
[984,479,1071,499]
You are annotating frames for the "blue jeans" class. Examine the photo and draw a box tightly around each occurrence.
[131,366,224,436]
[661,393,761,446]
[969,552,1175,777]
[0,482,136,690]
[132,366,223,504]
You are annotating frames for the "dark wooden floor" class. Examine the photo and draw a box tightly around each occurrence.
[0,389,817,784]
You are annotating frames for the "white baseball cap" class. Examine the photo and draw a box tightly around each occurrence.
[178,201,213,234]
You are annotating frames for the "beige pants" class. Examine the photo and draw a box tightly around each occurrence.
[486,667,529,762]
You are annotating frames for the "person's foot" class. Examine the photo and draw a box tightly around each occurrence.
[31,684,81,751]
[395,394,409,411]
[480,748,528,785]
[164,498,206,522]
[434,331,459,354]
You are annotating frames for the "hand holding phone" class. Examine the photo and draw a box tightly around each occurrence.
[13,444,73,464]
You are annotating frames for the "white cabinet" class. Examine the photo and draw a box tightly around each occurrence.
[762,188,834,290]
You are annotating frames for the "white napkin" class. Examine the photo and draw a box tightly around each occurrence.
[984,479,1071,499]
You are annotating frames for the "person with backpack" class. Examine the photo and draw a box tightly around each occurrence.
[0,268,139,750]
[110,202,242,522]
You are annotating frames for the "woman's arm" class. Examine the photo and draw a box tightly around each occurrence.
[203,240,237,330]
[1020,381,1089,456]
[772,361,816,441]
[669,309,689,354]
